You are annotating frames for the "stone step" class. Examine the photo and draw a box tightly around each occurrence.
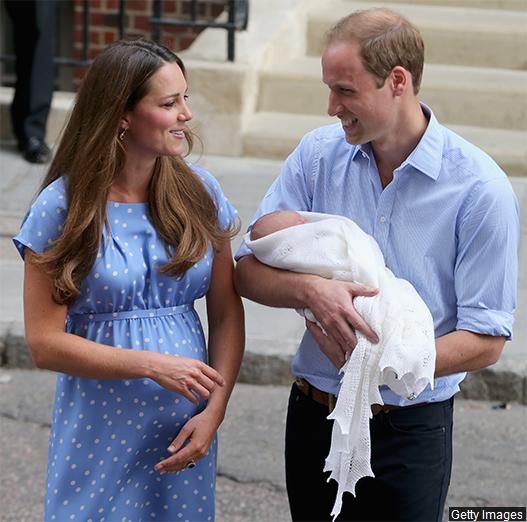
[258,57,527,131]
[353,0,526,11]
[307,1,527,70]
[243,111,527,177]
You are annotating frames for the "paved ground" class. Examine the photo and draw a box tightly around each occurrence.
[0,368,526,521]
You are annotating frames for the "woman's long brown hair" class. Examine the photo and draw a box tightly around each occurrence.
[34,39,238,305]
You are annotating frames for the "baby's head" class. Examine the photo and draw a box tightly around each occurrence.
[250,210,306,240]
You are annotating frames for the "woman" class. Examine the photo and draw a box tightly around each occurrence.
[13,39,245,521]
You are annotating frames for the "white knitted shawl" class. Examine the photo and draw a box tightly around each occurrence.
[244,211,435,520]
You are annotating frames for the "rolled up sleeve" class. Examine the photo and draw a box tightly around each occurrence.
[454,177,519,339]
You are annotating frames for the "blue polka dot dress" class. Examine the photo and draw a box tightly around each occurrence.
[13,165,238,522]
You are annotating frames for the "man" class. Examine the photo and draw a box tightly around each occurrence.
[235,8,519,522]
[5,0,55,163]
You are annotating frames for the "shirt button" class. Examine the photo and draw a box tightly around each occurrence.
[380,216,386,223]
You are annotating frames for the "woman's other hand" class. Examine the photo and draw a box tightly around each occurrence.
[154,409,220,473]
[151,354,225,404]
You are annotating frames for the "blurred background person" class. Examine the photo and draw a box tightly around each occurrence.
[4,0,55,163]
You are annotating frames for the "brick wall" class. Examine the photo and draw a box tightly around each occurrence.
[71,0,227,85]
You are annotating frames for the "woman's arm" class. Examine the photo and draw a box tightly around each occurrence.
[23,250,225,403]
[205,241,245,418]
[155,241,245,473]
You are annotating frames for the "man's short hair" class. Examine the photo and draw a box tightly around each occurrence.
[325,8,425,94]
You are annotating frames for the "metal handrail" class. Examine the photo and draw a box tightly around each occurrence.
[0,0,249,72]
[150,0,249,61]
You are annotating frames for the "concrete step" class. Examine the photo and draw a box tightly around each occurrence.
[307,1,527,70]
[352,0,527,11]
[243,111,527,177]
[243,112,333,160]
[258,57,527,131]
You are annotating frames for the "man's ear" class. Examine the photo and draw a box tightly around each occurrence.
[391,66,409,96]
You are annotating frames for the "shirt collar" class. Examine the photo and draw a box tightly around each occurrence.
[398,103,444,181]
[350,142,371,161]
[349,103,444,181]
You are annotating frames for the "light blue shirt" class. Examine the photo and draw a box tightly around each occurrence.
[236,106,519,405]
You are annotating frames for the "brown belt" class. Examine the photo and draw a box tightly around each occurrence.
[295,378,426,415]
[295,378,338,412]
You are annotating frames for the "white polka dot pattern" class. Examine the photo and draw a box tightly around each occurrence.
[12,169,237,521]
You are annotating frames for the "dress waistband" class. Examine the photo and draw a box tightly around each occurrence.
[68,304,194,323]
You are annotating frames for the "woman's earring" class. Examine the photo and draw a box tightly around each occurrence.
[119,128,127,141]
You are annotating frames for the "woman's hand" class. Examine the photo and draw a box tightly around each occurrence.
[151,354,225,404]
[154,409,220,473]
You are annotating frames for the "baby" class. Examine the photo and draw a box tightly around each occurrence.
[250,210,336,330]
[243,209,436,515]
[245,208,435,397]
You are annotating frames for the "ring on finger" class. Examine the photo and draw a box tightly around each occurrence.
[186,459,196,470]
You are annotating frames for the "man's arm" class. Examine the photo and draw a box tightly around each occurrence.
[235,255,313,308]
[439,176,518,378]
[235,255,379,366]
[434,330,505,377]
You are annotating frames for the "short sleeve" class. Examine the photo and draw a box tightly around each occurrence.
[188,163,238,231]
[13,177,68,260]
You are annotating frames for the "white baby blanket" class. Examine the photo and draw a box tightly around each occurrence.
[244,211,435,520]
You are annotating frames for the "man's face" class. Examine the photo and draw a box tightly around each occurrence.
[322,42,396,146]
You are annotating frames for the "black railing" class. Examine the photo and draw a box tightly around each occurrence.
[0,0,249,72]
[150,0,249,61]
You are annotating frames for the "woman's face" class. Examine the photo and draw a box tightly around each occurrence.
[123,61,192,160]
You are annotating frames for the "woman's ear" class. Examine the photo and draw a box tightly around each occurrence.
[119,117,130,130]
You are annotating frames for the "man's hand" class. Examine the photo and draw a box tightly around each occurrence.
[235,256,378,368]
[305,278,379,368]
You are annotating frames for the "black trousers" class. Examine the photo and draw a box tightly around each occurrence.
[4,0,56,147]
[285,382,454,522]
